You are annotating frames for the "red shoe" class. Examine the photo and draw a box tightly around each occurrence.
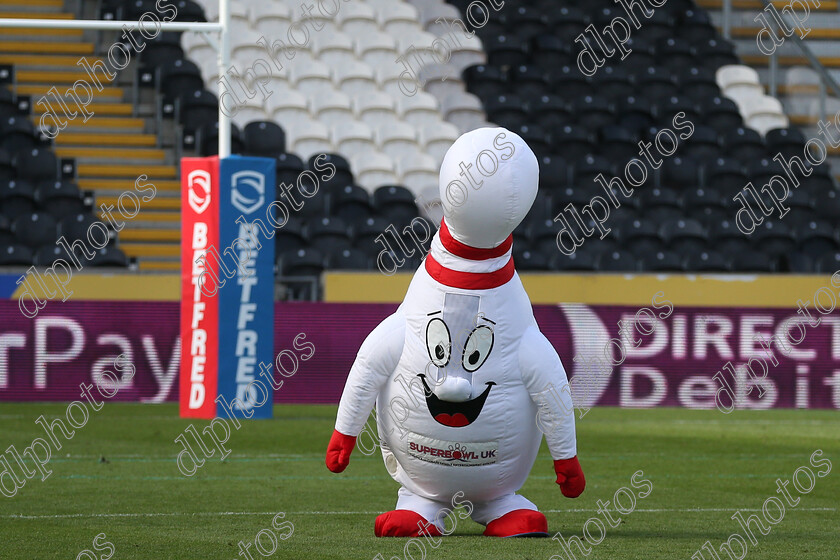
[374,510,443,538]
[483,509,548,537]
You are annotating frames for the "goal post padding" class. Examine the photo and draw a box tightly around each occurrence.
[180,155,276,420]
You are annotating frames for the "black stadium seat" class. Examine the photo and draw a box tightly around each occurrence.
[678,67,721,101]
[639,250,683,272]
[58,213,100,242]
[332,184,372,221]
[34,181,86,219]
[659,217,707,253]
[353,216,391,256]
[34,244,72,267]
[178,89,219,138]
[597,249,639,272]
[13,149,58,183]
[157,59,204,105]
[275,217,307,256]
[0,149,13,181]
[244,121,286,158]
[12,212,57,249]
[721,127,766,161]
[306,216,352,253]
[0,243,33,266]
[0,179,37,219]
[325,247,371,270]
[196,121,243,156]
[0,116,39,156]
[373,185,418,226]
[90,246,129,267]
[275,152,305,187]
[310,153,353,192]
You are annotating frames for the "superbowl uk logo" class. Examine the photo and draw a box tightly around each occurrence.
[407,435,498,467]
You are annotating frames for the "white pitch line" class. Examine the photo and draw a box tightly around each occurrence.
[3,508,835,520]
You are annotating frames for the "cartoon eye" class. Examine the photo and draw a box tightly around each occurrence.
[426,318,451,367]
[462,325,494,372]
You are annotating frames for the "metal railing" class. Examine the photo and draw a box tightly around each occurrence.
[721,0,840,124]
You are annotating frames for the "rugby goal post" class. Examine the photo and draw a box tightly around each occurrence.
[0,2,233,157]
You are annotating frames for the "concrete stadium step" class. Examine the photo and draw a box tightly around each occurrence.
[79,178,179,191]
[0,10,73,18]
[0,0,66,9]
[31,101,134,115]
[79,163,177,178]
[119,242,180,258]
[60,117,146,131]
[0,39,93,55]
[119,228,181,242]
[0,54,104,68]
[17,69,97,84]
[54,146,167,161]
[139,260,180,271]
[729,28,840,40]
[97,195,179,210]
[58,132,158,147]
[16,83,124,99]
[0,28,84,39]
[742,55,840,68]
[102,210,180,224]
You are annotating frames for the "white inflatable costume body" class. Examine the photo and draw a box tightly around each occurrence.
[329,128,581,535]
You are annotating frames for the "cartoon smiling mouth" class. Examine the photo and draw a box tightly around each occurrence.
[418,375,495,427]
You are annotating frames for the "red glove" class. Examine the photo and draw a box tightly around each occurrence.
[326,429,356,473]
[554,456,586,498]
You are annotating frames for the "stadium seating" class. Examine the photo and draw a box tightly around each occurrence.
[4,0,838,291]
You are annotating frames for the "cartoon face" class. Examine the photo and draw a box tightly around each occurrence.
[418,293,497,428]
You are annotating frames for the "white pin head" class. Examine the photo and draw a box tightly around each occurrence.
[438,127,539,249]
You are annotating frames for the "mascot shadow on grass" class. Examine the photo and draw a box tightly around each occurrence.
[326,127,586,538]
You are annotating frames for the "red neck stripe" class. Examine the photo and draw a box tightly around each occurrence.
[439,220,513,261]
[425,254,515,290]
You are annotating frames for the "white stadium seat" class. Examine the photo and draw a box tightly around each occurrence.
[397,91,441,128]
[419,2,462,34]
[419,121,459,164]
[441,91,486,133]
[291,60,333,95]
[310,89,355,125]
[396,30,440,66]
[744,95,790,136]
[398,152,439,193]
[182,31,215,64]
[418,63,463,100]
[223,1,251,35]
[352,151,399,193]
[231,97,269,128]
[332,121,377,158]
[232,31,272,70]
[378,2,422,35]
[333,60,378,96]
[353,91,398,128]
[447,33,486,71]
[252,4,293,36]
[289,119,333,161]
[717,65,765,104]
[376,121,419,161]
[267,89,311,131]
[338,1,380,36]
[313,31,357,67]
[292,2,339,35]
[376,63,410,95]
[355,31,398,68]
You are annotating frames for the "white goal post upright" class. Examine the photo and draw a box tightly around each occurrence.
[0,11,231,157]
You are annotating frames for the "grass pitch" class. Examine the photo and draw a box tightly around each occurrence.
[0,404,837,560]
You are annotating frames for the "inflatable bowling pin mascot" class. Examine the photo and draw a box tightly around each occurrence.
[326,127,585,538]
